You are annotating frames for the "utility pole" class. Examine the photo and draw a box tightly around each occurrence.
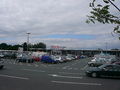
[26,33,31,51]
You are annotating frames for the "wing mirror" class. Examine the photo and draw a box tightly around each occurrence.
[102,68,107,71]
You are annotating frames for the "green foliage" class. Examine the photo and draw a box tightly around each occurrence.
[32,42,46,49]
[0,42,46,50]
[0,43,22,50]
[87,0,120,38]
[22,42,27,51]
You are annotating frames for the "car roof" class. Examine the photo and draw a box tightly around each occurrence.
[99,64,120,69]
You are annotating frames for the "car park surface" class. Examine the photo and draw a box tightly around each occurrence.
[0,58,120,90]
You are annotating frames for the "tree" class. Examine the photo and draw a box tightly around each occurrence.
[12,44,22,50]
[86,0,120,39]
[22,42,27,51]
[0,43,8,50]
[32,42,46,49]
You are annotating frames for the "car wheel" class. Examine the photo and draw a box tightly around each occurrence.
[91,72,97,78]
[90,63,94,67]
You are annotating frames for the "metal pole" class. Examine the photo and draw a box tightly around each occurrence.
[26,33,30,51]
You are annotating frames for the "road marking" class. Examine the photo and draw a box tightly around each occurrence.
[41,64,47,67]
[58,72,81,75]
[13,62,16,64]
[73,68,78,70]
[62,66,70,69]
[68,68,72,70]
[49,74,83,79]
[23,69,45,72]
[62,67,66,69]
[0,74,29,80]
[81,65,88,70]
[51,81,102,86]
[34,64,39,67]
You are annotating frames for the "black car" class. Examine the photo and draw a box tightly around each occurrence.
[85,64,120,78]
[0,59,4,69]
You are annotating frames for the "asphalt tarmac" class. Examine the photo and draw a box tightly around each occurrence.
[0,58,120,90]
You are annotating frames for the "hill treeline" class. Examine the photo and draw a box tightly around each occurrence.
[0,42,46,51]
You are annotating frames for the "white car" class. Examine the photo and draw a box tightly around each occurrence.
[52,55,64,63]
[0,54,4,58]
[88,57,116,67]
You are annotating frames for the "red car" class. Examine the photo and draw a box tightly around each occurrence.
[32,56,41,61]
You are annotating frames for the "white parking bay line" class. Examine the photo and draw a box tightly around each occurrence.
[49,74,83,79]
[81,65,88,70]
[62,66,70,69]
[0,74,29,80]
[23,69,45,72]
[59,72,81,75]
[52,81,102,86]
[34,64,39,67]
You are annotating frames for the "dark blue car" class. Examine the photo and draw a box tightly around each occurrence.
[41,55,58,63]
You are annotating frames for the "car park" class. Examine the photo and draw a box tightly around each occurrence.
[85,64,120,78]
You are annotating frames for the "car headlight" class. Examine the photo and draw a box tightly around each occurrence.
[86,71,91,73]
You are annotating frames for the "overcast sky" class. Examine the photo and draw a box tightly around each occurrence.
[0,0,120,50]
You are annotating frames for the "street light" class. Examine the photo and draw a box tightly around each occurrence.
[105,42,109,54]
[26,33,31,51]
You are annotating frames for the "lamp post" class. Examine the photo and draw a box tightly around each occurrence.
[26,33,31,51]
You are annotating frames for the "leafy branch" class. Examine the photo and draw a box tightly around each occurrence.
[86,0,120,39]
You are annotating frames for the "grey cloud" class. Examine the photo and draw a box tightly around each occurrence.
[0,0,119,49]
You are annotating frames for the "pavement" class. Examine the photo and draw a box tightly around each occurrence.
[0,58,120,90]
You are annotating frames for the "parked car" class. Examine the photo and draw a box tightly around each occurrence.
[88,57,116,67]
[0,54,4,58]
[88,58,106,67]
[113,61,120,65]
[0,59,4,69]
[66,56,73,61]
[32,56,41,62]
[17,57,34,63]
[41,55,59,64]
[85,64,120,78]
[52,55,63,63]
[16,53,34,63]
[80,55,86,59]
